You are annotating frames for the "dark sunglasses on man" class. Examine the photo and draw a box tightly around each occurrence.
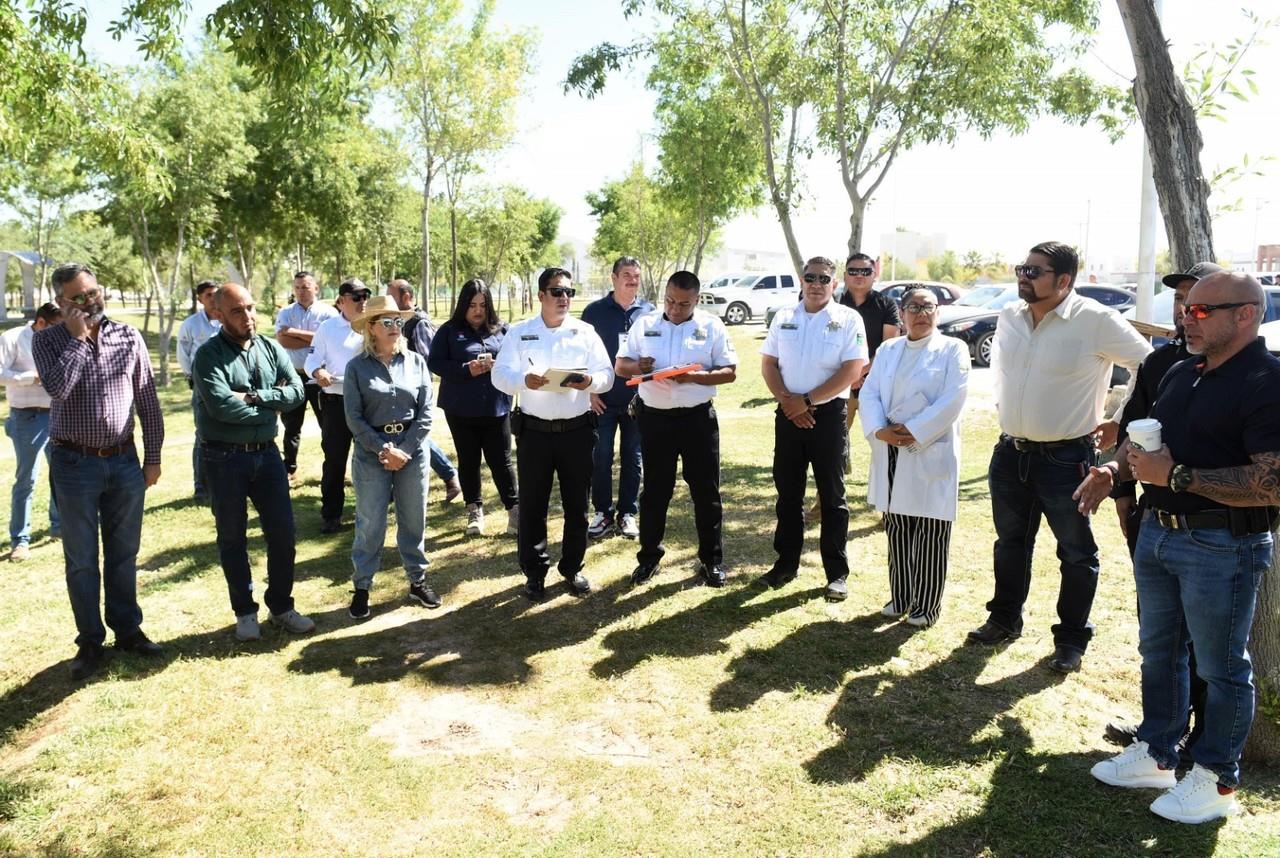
[846,266,874,277]
[1014,264,1055,279]
[802,273,833,285]
[546,286,576,298]
[1183,301,1258,320]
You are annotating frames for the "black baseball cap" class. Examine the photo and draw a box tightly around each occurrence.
[1161,261,1225,289]
[338,279,372,298]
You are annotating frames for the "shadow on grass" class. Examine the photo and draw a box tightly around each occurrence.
[285,576,688,688]
[958,471,991,503]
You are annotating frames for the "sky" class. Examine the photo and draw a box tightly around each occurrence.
[78,1,1280,275]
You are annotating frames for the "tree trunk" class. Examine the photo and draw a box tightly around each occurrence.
[422,175,433,318]
[449,203,459,309]
[1117,0,1216,270]
[1243,534,1280,763]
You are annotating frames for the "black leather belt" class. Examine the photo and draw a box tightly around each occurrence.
[1002,434,1093,455]
[1150,506,1277,536]
[205,440,271,453]
[522,413,593,433]
[12,406,50,412]
[642,401,711,415]
[53,437,134,457]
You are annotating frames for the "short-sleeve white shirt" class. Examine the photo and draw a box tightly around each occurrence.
[303,315,363,396]
[619,309,738,409]
[760,300,868,403]
[275,300,340,370]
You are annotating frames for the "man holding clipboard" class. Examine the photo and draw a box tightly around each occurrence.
[616,271,738,586]
[492,268,614,601]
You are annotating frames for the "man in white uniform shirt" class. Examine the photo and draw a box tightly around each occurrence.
[492,267,613,602]
[616,270,738,587]
[0,302,62,560]
[276,271,339,486]
[177,279,222,501]
[759,256,868,601]
[304,278,370,533]
[967,241,1150,674]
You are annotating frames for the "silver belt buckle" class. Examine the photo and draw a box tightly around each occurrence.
[382,422,405,434]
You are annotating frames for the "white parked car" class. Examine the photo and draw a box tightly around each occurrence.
[702,272,754,292]
[698,271,799,325]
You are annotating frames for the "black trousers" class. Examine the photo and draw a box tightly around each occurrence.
[516,422,596,582]
[317,392,353,522]
[772,400,849,581]
[636,402,723,569]
[1125,494,1207,748]
[279,369,323,474]
[444,412,518,509]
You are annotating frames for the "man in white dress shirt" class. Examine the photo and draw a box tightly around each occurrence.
[177,279,222,501]
[276,271,339,487]
[967,241,1150,674]
[305,278,370,533]
[492,267,613,601]
[0,302,62,560]
[616,270,738,587]
[759,256,868,601]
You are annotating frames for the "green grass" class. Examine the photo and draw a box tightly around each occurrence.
[0,320,1276,856]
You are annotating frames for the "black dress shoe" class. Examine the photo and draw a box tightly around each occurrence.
[321,518,342,534]
[696,562,727,588]
[1104,721,1139,746]
[524,580,547,602]
[1049,645,1083,674]
[564,573,591,597]
[824,577,848,602]
[631,563,659,585]
[965,621,1020,645]
[70,644,105,680]
[758,567,797,590]
[116,630,164,656]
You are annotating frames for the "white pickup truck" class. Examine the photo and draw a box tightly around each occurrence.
[698,271,799,325]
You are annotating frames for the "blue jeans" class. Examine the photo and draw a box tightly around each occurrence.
[49,446,145,647]
[428,438,457,482]
[351,446,429,590]
[591,403,641,517]
[6,408,59,546]
[1134,516,1270,788]
[204,443,296,617]
[987,437,1099,652]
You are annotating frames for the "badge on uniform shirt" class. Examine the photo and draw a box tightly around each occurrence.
[780,323,798,330]
[692,328,708,341]
[521,334,540,341]
[826,320,843,332]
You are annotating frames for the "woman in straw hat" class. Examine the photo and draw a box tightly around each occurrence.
[342,294,441,619]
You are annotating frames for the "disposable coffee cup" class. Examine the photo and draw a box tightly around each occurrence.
[1128,418,1163,452]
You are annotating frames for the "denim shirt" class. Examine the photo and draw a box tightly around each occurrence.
[426,320,511,418]
[581,292,654,408]
[342,350,433,457]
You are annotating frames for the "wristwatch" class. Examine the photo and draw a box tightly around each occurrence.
[244,391,260,406]
[1168,463,1194,493]
[803,394,814,408]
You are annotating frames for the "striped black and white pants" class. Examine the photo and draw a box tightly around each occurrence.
[884,446,953,625]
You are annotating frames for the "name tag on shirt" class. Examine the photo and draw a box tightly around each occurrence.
[780,323,798,331]
[521,335,540,341]
[643,330,663,337]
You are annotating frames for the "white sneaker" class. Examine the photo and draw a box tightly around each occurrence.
[1091,740,1177,789]
[235,613,261,642]
[465,503,485,536]
[905,614,931,628]
[587,512,613,539]
[881,601,907,619]
[1150,764,1240,824]
[618,513,639,539]
[506,504,519,536]
[268,609,316,634]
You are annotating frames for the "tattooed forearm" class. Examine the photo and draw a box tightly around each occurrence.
[1190,452,1280,507]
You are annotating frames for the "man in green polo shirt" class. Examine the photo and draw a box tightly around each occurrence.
[192,283,316,642]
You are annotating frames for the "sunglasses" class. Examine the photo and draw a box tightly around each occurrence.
[802,273,833,285]
[546,287,576,298]
[347,293,371,302]
[1183,301,1258,320]
[903,303,938,314]
[65,289,103,306]
[846,266,874,277]
[1014,264,1055,279]
[374,317,405,330]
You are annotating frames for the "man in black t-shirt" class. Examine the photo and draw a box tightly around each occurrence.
[1080,272,1280,824]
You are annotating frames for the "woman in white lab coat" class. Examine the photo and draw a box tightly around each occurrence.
[860,287,970,627]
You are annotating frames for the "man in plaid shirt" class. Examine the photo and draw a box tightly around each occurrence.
[33,263,166,681]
